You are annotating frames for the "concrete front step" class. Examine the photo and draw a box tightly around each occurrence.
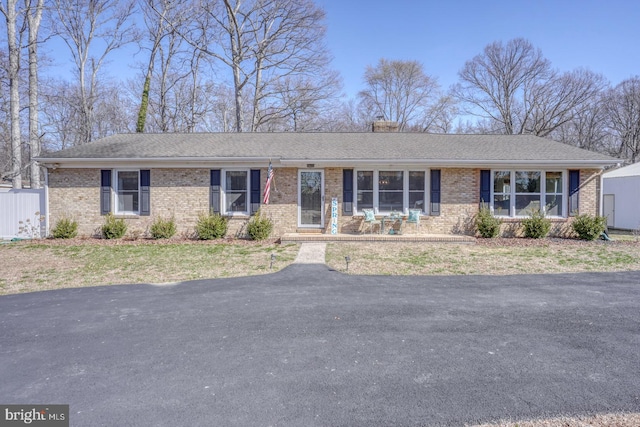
[281,233,476,243]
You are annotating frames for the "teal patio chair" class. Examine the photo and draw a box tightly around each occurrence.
[407,209,421,232]
[362,209,381,234]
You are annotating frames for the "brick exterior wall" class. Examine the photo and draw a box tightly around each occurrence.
[47,167,603,239]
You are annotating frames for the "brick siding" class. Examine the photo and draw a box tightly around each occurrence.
[47,167,603,238]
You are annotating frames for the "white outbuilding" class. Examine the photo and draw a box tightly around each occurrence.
[602,162,640,230]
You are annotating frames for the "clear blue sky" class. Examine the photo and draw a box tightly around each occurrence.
[316,0,640,98]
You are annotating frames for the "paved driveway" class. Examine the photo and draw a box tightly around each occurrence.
[1,265,639,426]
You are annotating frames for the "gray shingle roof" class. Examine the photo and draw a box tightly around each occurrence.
[36,132,618,166]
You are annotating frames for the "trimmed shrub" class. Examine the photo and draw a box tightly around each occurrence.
[150,216,177,239]
[475,203,502,238]
[195,213,228,240]
[246,210,273,241]
[101,213,127,239]
[521,209,551,239]
[572,214,607,240]
[52,217,78,239]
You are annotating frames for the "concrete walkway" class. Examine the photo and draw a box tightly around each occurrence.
[293,242,327,264]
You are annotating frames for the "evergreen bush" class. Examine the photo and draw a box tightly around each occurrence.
[52,217,78,239]
[246,210,273,241]
[572,214,607,240]
[101,213,127,239]
[521,210,551,239]
[195,213,228,240]
[150,216,177,239]
[475,203,502,238]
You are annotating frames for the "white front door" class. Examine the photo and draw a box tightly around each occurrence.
[298,170,324,228]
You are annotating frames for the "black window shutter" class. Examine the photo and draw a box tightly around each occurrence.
[100,170,111,215]
[343,169,353,214]
[568,170,580,216]
[480,169,491,206]
[140,170,151,216]
[210,170,221,214]
[430,169,441,216]
[250,169,261,214]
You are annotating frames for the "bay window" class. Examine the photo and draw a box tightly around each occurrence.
[492,170,565,217]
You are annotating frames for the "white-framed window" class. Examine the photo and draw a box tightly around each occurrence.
[354,169,428,214]
[492,170,565,217]
[223,170,249,215]
[115,170,140,215]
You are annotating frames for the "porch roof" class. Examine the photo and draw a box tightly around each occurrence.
[36,132,619,168]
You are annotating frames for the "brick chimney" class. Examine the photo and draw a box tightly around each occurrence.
[372,120,399,132]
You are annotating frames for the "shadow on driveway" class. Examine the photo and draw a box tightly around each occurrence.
[1,266,639,426]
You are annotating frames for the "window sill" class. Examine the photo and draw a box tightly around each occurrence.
[497,216,567,222]
[113,213,141,219]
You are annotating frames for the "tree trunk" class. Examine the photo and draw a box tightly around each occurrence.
[3,0,22,188]
[27,0,44,188]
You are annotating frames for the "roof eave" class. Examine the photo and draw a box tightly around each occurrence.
[35,157,617,169]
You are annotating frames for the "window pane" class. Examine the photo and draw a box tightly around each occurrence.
[546,195,562,216]
[117,171,139,213]
[357,171,373,190]
[118,192,138,212]
[409,193,424,211]
[545,172,562,194]
[494,171,511,193]
[379,171,403,190]
[409,171,425,211]
[226,192,246,212]
[379,192,403,212]
[357,171,373,210]
[226,171,247,191]
[118,171,138,191]
[516,194,541,216]
[493,195,510,215]
[409,171,425,190]
[358,192,373,209]
[515,171,540,193]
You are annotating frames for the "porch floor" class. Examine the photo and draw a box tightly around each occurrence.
[281,232,476,243]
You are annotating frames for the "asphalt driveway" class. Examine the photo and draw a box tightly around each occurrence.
[1,265,639,426]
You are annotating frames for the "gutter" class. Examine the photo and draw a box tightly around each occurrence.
[34,157,617,169]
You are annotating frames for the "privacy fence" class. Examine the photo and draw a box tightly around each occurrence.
[0,189,46,240]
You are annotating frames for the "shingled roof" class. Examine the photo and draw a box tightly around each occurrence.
[36,132,618,168]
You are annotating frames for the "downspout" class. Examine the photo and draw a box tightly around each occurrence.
[44,167,49,237]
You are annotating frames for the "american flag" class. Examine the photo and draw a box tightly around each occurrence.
[263,161,274,204]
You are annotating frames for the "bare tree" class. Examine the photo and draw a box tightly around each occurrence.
[186,0,335,132]
[605,77,640,162]
[454,38,606,137]
[454,38,551,135]
[0,49,11,178]
[357,59,445,132]
[41,78,133,150]
[52,0,138,144]
[25,0,44,188]
[0,0,24,187]
[551,91,613,153]
[136,0,190,133]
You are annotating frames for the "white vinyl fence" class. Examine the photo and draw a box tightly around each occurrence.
[0,189,46,240]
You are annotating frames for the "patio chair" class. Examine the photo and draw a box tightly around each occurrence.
[407,209,421,232]
[362,209,381,234]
